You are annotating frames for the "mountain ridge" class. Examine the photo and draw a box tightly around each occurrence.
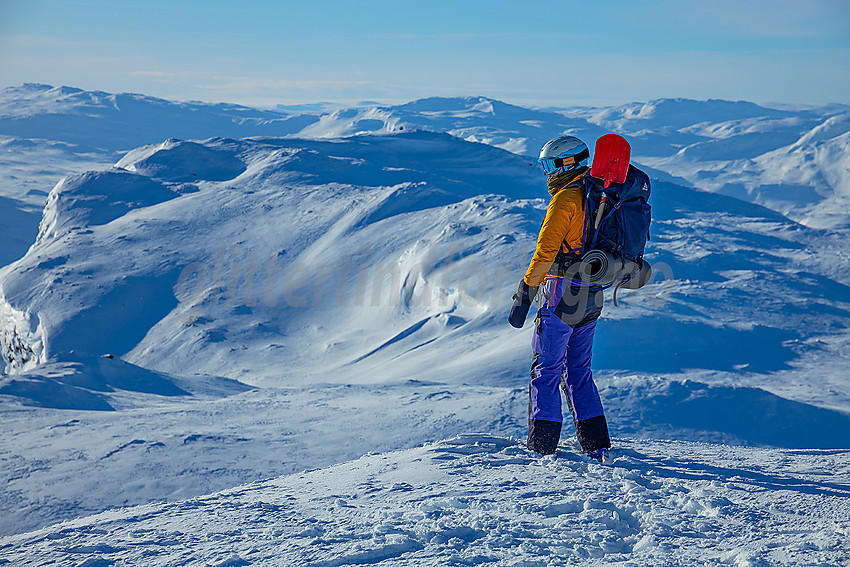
[2,132,847,390]
[1,86,849,546]
[3,83,848,231]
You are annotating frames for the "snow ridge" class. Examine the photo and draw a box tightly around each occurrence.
[3,84,850,231]
[1,85,850,564]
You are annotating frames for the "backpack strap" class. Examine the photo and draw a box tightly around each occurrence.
[563,177,591,258]
[588,202,620,250]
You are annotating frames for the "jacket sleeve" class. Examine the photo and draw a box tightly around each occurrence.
[523,191,580,286]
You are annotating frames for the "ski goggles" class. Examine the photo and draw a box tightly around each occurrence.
[539,157,571,175]
[538,148,590,175]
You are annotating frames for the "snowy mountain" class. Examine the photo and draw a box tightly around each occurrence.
[2,128,850,540]
[374,96,850,230]
[4,132,849,391]
[1,85,849,562]
[591,99,850,230]
[246,94,850,230]
[2,84,848,235]
[0,83,312,151]
[0,84,306,265]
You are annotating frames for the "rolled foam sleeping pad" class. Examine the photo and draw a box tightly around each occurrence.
[620,260,652,289]
[577,249,623,286]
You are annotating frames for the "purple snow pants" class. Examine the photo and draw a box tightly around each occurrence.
[527,276,609,454]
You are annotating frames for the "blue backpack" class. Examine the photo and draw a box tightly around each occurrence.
[556,165,652,300]
[583,164,651,264]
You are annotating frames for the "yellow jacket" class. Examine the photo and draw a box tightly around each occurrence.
[523,175,587,286]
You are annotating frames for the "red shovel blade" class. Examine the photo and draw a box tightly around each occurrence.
[591,134,631,189]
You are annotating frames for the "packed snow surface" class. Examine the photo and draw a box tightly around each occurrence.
[3,435,849,566]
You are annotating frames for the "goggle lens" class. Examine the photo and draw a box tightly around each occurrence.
[540,157,560,174]
[540,157,569,174]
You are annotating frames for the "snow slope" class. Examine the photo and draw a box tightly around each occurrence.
[2,130,850,539]
[1,86,849,558]
[2,84,848,268]
[3,434,849,566]
[3,132,849,392]
[0,132,541,380]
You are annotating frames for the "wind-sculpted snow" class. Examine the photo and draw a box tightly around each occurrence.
[35,169,182,244]
[117,138,248,183]
[1,132,545,381]
[0,381,525,535]
[1,98,850,546]
[0,352,249,411]
[1,131,849,396]
[3,435,849,566]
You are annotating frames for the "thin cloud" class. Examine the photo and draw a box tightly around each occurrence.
[675,0,850,40]
[378,31,569,41]
[2,34,107,51]
[131,71,177,81]
[197,77,374,92]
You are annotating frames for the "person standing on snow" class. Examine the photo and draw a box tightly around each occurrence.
[508,135,611,461]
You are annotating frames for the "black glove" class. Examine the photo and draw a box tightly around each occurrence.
[508,280,539,328]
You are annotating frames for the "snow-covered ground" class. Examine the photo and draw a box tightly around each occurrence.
[3,435,849,566]
[1,84,849,565]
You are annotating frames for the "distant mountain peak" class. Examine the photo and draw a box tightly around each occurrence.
[17,83,55,92]
[398,95,500,112]
[613,97,792,124]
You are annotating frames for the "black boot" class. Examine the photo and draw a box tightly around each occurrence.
[527,419,562,455]
[575,415,611,453]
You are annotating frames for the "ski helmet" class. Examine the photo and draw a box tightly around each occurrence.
[538,135,589,175]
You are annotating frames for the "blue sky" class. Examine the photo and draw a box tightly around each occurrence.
[1,0,848,107]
